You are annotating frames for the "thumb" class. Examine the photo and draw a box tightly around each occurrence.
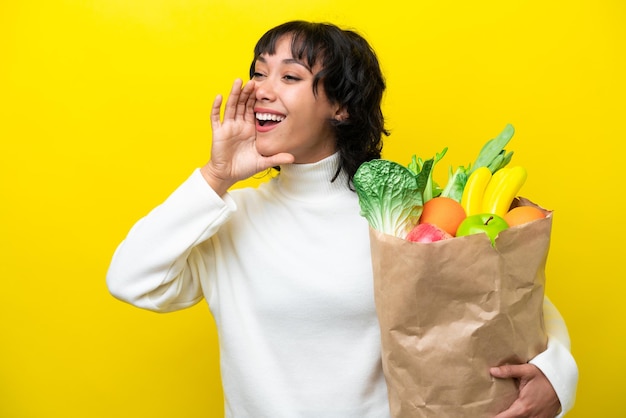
[490,364,528,379]
[262,152,295,169]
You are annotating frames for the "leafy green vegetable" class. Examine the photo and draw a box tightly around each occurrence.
[353,124,516,236]
[407,148,447,203]
[415,158,434,196]
[440,124,516,202]
[469,123,515,175]
[354,159,430,238]
[440,167,469,202]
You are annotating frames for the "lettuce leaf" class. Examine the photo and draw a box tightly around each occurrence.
[354,159,431,238]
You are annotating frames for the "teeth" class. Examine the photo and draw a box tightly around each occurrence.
[256,113,285,122]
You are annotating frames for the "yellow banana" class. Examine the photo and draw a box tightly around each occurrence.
[482,166,528,217]
[461,167,492,216]
[481,167,510,211]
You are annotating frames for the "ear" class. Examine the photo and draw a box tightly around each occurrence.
[334,106,349,122]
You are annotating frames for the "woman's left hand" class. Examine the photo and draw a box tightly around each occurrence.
[490,364,561,418]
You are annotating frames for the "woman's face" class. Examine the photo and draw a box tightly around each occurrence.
[252,35,342,164]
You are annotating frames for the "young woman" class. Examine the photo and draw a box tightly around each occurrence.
[106,21,577,417]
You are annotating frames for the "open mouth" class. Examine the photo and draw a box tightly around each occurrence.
[256,112,285,127]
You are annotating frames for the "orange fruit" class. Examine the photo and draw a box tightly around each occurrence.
[503,206,546,227]
[419,196,467,236]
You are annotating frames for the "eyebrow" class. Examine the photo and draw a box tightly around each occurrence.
[256,56,312,72]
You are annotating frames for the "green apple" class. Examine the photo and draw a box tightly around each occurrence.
[456,213,509,246]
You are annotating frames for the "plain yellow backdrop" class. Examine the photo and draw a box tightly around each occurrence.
[1,0,624,416]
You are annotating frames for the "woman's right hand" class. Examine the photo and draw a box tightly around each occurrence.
[200,79,294,195]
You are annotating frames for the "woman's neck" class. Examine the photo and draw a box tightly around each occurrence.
[275,153,350,201]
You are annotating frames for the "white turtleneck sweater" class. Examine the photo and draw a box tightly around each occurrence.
[106,153,577,417]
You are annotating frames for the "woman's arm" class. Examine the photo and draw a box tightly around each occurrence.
[106,170,235,312]
[491,297,578,417]
[528,297,579,415]
[107,78,289,312]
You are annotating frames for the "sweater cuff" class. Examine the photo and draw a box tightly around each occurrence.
[529,337,579,416]
[190,168,237,211]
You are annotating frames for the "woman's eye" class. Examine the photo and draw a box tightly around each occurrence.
[252,72,265,79]
[283,75,302,82]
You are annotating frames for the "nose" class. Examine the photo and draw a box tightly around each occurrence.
[255,78,276,102]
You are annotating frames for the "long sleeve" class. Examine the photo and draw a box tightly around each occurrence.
[530,297,578,416]
[106,169,236,312]
[106,154,393,417]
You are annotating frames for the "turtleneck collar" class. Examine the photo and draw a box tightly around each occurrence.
[274,153,351,202]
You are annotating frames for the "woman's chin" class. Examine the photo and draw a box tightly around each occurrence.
[255,141,284,159]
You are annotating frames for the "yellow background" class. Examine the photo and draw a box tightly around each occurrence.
[1,0,624,416]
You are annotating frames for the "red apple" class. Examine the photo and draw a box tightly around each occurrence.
[406,223,453,243]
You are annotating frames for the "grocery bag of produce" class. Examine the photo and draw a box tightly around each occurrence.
[354,124,551,417]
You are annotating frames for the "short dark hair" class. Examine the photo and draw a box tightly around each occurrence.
[250,20,389,185]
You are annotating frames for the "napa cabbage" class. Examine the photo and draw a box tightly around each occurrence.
[354,158,432,238]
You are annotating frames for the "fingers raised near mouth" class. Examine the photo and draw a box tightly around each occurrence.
[223,78,244,121]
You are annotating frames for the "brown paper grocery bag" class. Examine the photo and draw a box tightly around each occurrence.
[370,198,550,417]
